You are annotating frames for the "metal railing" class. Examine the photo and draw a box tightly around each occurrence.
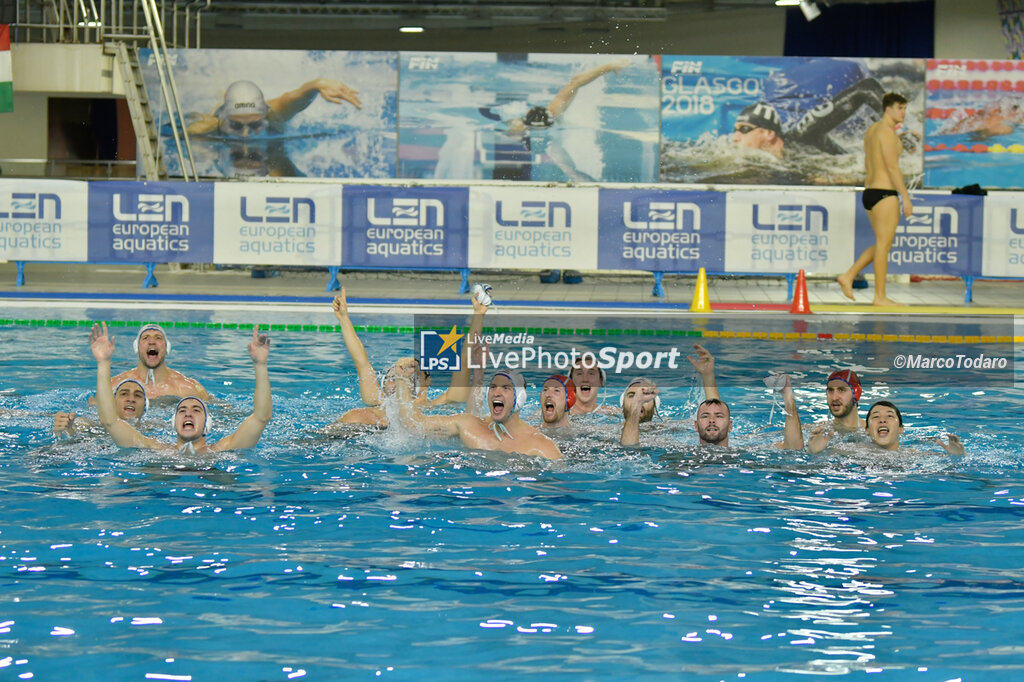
[9,0,209,47]
[7,0,201,180]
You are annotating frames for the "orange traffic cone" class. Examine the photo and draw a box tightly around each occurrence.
[690,267,713,313]
[790,269,812,314]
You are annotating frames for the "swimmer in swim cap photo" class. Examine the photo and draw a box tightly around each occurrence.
[186,77,362,139]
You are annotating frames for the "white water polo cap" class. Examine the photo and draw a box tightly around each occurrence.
[172,396,212,435]
[113,378,150,416]
[493,370,527,413]
[134,324,171,354]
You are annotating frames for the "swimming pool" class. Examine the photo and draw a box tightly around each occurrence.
[2,304,1023,680]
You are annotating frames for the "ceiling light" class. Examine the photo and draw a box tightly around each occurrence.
[799,1,821,21]
[775,0,800,5]
[399,26,424,33]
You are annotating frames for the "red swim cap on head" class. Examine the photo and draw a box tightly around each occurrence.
[828,369,862,402]
[546,374,576,410]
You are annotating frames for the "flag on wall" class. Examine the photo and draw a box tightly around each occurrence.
[0,25,12,113]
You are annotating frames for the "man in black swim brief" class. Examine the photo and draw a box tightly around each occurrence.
[838,92,914,306]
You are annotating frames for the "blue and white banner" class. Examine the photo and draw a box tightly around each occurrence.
[597,188,725,271]
[213,183,341,265]
[0,179,88,261]
[87,182,215,263]
[981,192,1024,277]
[855,192,981,276]
[467,186,598,269]
[342,185,468,268]
[724,190,855,273]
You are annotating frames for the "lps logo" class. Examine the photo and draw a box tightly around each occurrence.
[367,197,445,227]
[496,201,571,228]
[623,201,700,230]
[240,196,315,223]
[113,193,189,222]
[752,204,828,231]
[902,206,959,234]
[0,193,61,219]
[418,326,463,372]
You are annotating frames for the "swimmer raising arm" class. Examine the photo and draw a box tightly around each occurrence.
[774,374,805,451]
[619,381,658,446]
[688,344,721,401]
[92,322,272,452]
[333,287,383,407]
[395,347,561,460]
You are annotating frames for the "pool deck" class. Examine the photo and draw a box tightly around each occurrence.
[0,262,1022,316]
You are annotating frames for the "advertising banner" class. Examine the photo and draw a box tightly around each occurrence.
[468,186,598,269]
[87,181,214,263]
[597,188,725,271]
[660,56,925,186]
[213,183,341,266]
[141,48,398,179]
[854,192,982,276]
[399,52,659,183]
[342,185,468,268]
[0,179,88,261]
[924,59,1024,189]
[724,189,856,273]
[981,192,1024,277]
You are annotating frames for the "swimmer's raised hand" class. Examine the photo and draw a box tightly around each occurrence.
[90,322,115,362]
[622,384,657,419]
[687,343,715,376]
[248,325,270,365]
[931,433,966,456]
[315,79,361,110]
[332,287,349,321]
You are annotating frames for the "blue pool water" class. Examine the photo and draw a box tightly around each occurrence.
[2,307,1023,680]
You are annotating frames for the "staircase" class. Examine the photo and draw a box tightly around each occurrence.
[107,41,166,180]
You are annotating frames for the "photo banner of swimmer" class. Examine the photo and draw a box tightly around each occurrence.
[854,192,983,277]
[397,52,660,183]
[212,183,342,266]
[467,186,599,270]
[981,192,1024,277]
[0,179,89,262]
[342,186,469,269]
[723,189,856,274]
[86,181,215,263]
[924,59,1024,190]
[596,189,726,271]
[140,48,398,180]
[659,56,926,187]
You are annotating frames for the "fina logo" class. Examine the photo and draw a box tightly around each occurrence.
[670,60,703,74]
[0,193,61,219]
[622,201,700,230]
[902,206,959,235]
[367,197,445,228]
[752,203,828,232]
[418,326,463,372]
[495,200,572,228]
[113,193,189,222]
[240,196,315,223]
[408,56,439,70]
